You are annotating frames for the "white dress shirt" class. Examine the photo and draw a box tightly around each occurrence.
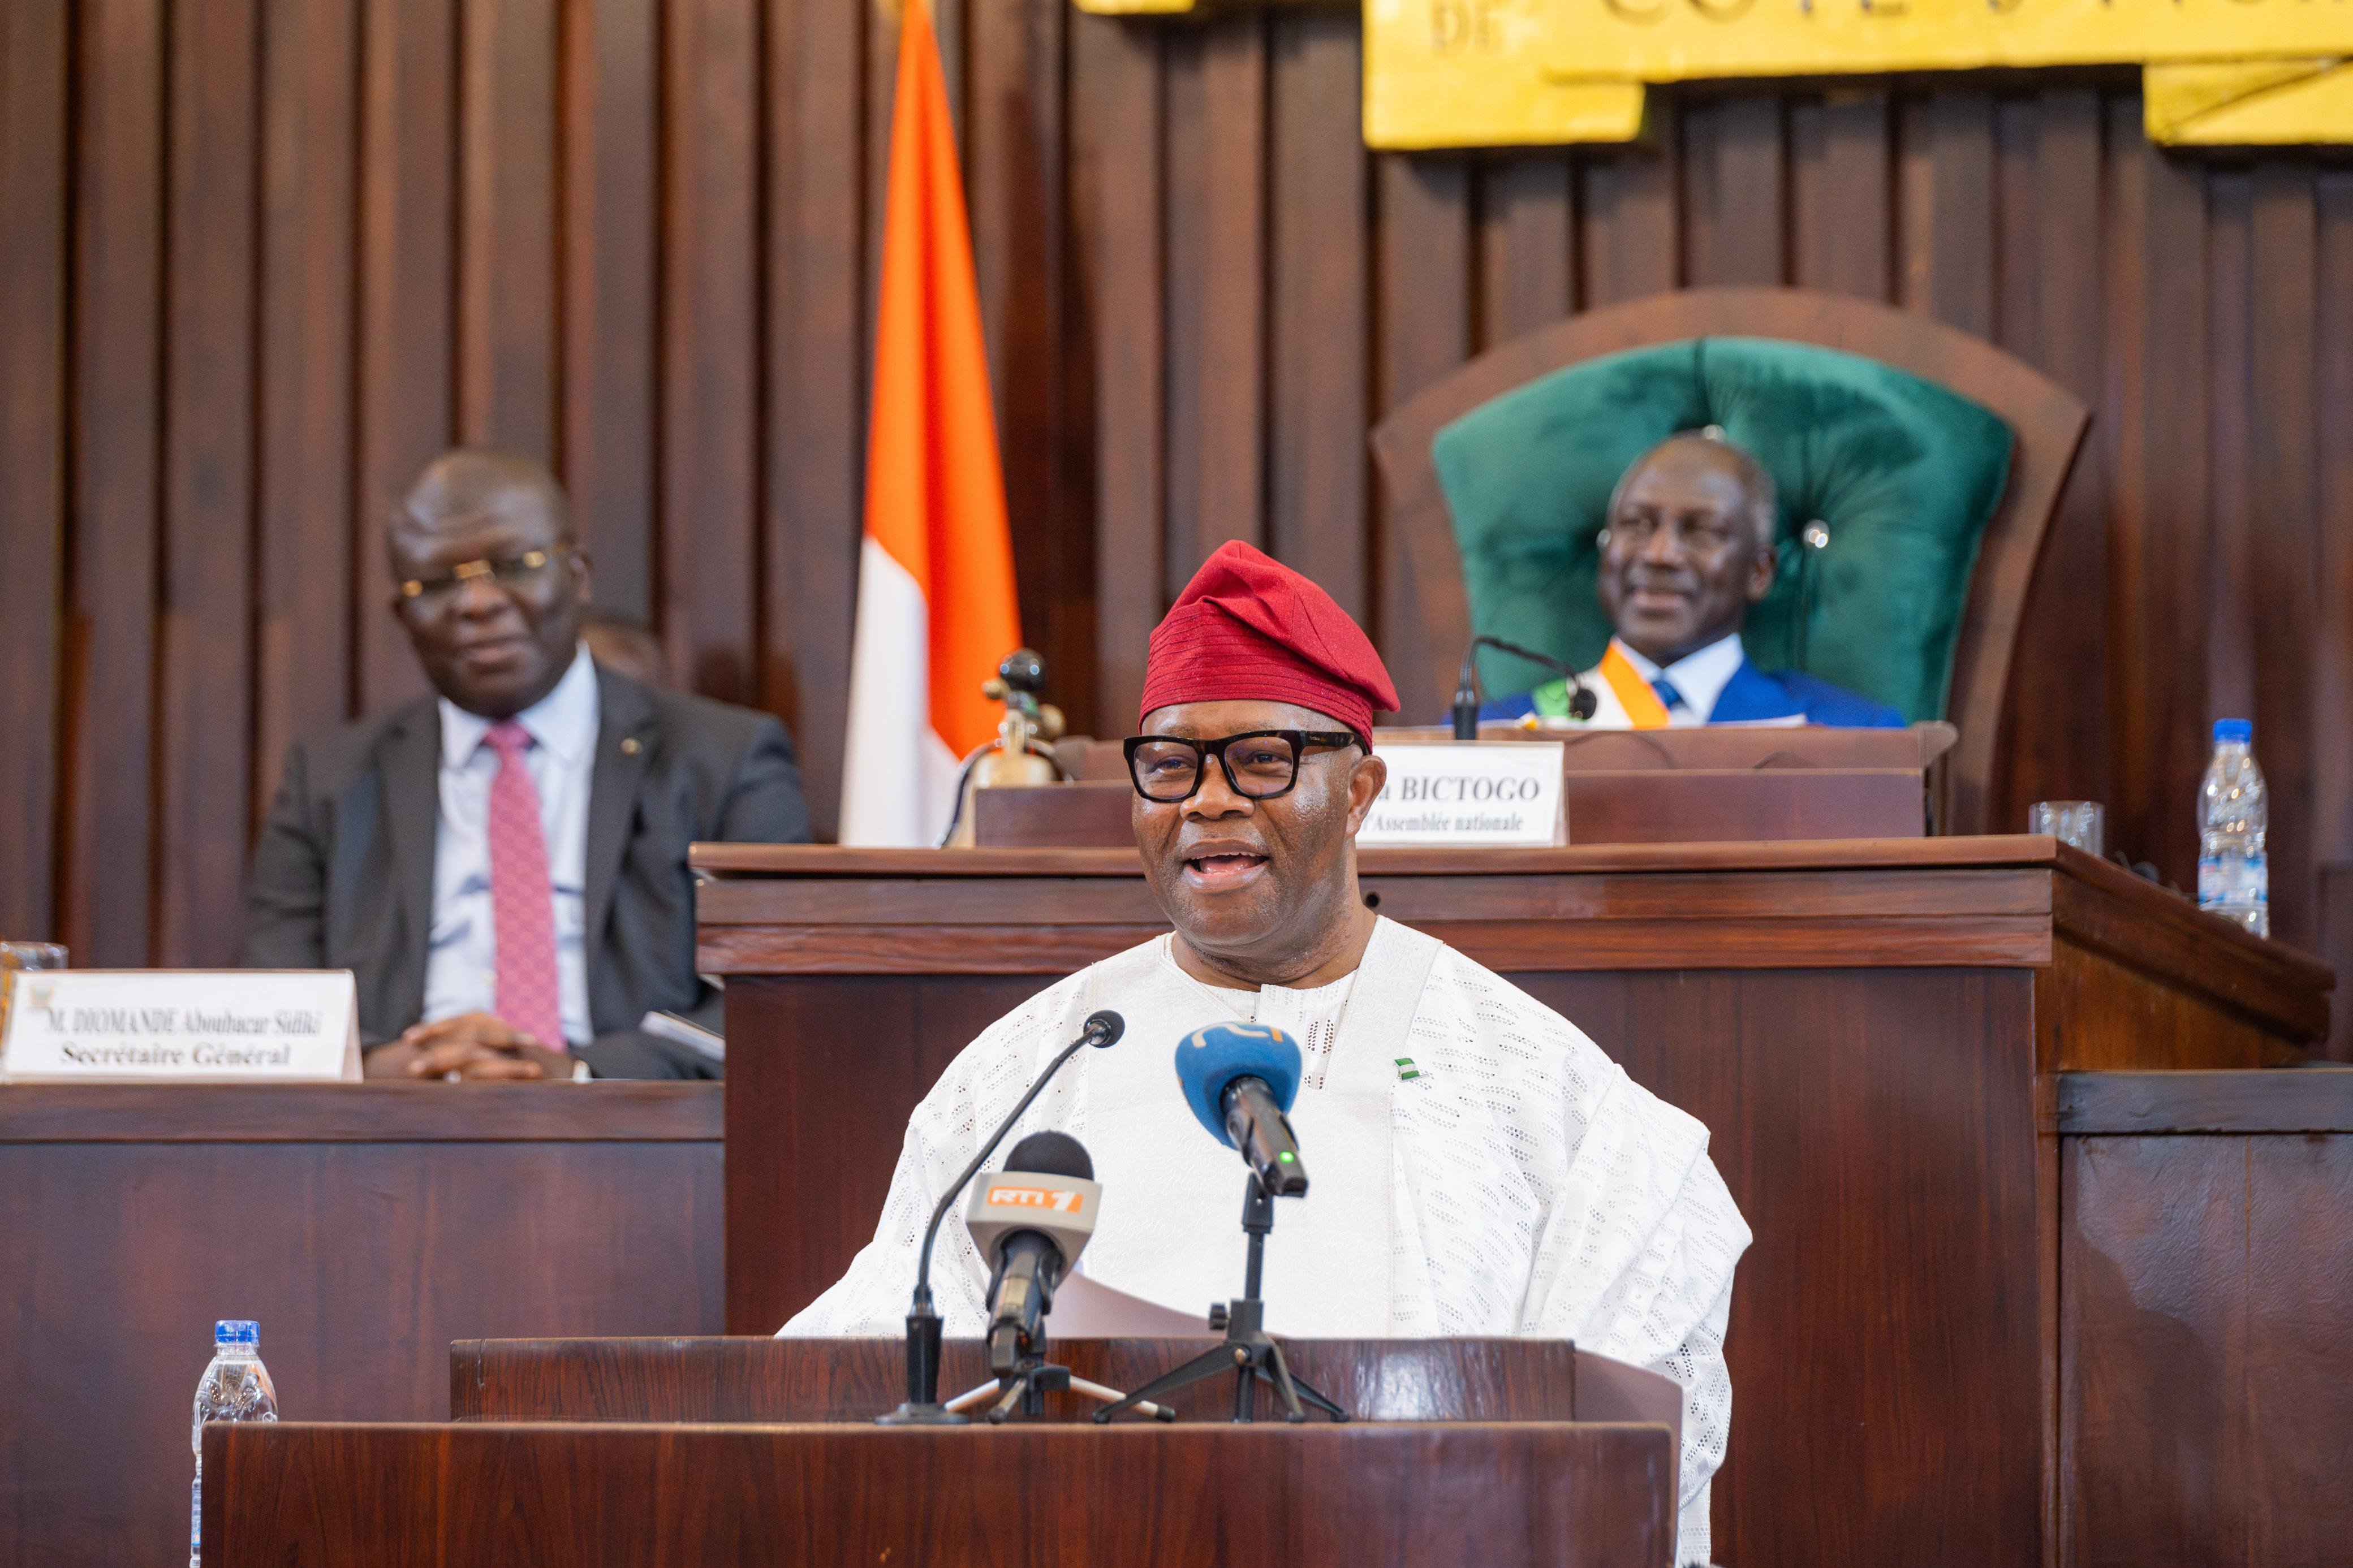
[1610,633,1746,726]
[423,645,597,1047]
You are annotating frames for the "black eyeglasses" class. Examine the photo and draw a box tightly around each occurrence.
[1123,730,1358,803]
[398,546,569,615]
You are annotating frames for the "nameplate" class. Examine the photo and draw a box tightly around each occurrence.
[0,970,362,1084]
[1359,740,1567,848]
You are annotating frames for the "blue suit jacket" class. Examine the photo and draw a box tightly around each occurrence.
[1480,657,1907,728]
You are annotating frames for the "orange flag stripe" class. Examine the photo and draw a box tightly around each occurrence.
[864,0,1022,759]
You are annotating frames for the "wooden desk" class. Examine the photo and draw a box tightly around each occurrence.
[208,1421,1671,1568]
[0,1083,722,1568]
[216,1337,1675,1567]
[2054,1068,2353,1565]
[695,836,2331,1568]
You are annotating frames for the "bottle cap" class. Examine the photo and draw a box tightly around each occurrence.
[214,1320,259,1346]
[2213,719,2253,745]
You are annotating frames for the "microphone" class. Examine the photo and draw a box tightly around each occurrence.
[968,1131,1100,1376]
[878,1008,1124,1424]
[1452,633,1598,738]
[1174,1022,1308,1198]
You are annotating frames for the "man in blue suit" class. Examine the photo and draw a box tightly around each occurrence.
[1483,431,1904,729]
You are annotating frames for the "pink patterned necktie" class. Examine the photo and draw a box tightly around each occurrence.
[482,721,565,1049]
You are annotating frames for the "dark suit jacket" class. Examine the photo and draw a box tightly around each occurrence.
[1480,658,1907,728]
[239,663,811,1078]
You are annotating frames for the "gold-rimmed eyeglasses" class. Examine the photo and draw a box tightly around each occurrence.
[398,546,568,614]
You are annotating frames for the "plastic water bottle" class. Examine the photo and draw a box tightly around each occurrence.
[191,1320,277,1567]
[2197,719,2269,938]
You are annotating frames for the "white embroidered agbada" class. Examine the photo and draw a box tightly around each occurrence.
[784,916,1750,1563]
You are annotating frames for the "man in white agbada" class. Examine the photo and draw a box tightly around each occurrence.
[785,540,1750,1565]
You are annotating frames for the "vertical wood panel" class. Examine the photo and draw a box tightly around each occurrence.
[863,0,898,411]
[157,0,260,967]
[355,0,455,712]
[1998,92,2109,829]
[458,0,557,455]
[1579,102,1679,308]
[2247,163,2319,949]
[1900,92,1996,338]
[2105,100,2210,889]
[968,0,1088,725]
[1477,152,1572,347]
[2315,174,2353,879]
[1374,153,1470,718]
[256,0,359,825]
[765,0,867,836]
[1686,94,1784,288]
[0,0,67,942]
[1992,97,2036,362]
[2204,170,2254,727]
[660,0,759,704]
[1791,90,1891,301]
[1162,16,1267,585]
[1269,12,1367,620]
[1070,11,1161,734]
[559,0,658,619]
[63,0,165,964]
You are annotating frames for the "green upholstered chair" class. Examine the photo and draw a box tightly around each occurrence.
[1370,288,2090,835]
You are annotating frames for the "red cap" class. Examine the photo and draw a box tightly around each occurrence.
[1139,541,1399,750]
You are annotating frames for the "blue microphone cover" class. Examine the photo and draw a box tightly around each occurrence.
[1173,1022,1303,1148]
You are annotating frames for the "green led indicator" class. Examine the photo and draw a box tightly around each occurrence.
[1277,1151,1296,1164]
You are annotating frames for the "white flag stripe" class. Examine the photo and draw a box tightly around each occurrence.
[840,537,962,846]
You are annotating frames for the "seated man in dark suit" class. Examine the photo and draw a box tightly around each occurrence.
[240,448,810,1080]
[1483,431,1904,729]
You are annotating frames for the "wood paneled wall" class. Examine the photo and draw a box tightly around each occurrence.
[3,2,2349,967]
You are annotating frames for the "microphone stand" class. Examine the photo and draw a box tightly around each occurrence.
[939,1260,1177,1425]
[941,1345,1177,1424]
[1090,1173,1348,1426]
[1453,633,1598,738]
[877,1010,1122,1426]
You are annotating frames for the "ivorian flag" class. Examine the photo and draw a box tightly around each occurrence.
[838,0,1021,845]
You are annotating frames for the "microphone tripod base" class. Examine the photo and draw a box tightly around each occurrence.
[942,1360,1178,1423]
[1088,1298,1346,1426]
[1091,1174,1348,1426]
[876,1402,969,1426]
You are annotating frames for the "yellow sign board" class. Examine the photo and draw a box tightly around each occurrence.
[1363,0,2353,146]
[1065,0,2353,148]
[2145,58,2353,142]
[1540,0,2353,81]
[1365,0,1649,146]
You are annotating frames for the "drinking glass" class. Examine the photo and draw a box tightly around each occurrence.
[2028,801,2105,857]
[0,942,66,1040]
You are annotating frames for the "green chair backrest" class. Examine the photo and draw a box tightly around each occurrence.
[1429,336,2014,722]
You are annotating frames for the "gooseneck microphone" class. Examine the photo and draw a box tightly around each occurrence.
[969,1131,1099,1376]
[1174,1022,1308,1197]
[878,1008,1124,1425]
[1451,632,1600,738]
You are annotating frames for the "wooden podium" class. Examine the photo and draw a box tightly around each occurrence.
[206,1338,1677,1567]
[985,725,1963,847]
[693,837,2332,1568]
